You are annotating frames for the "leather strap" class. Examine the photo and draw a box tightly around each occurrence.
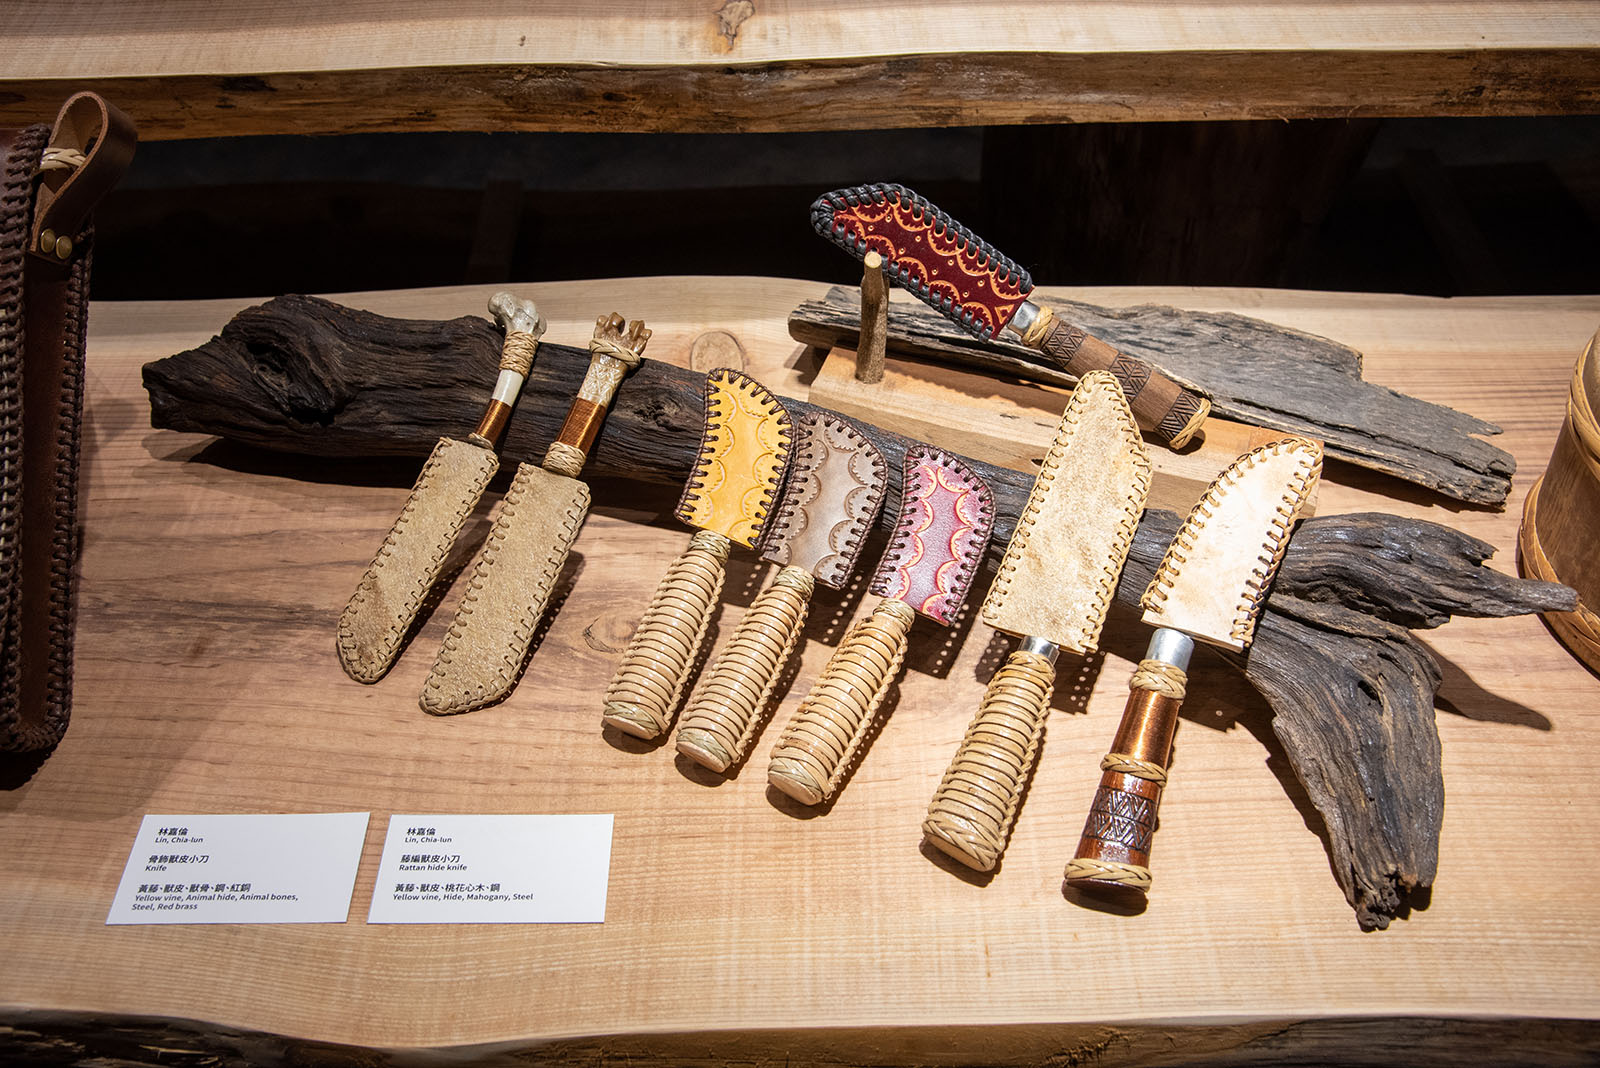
[1,93,135,752]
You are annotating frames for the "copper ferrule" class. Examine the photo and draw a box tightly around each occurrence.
[1111,689,1182,768]
[555,397,606,458]
[472,399,513,448]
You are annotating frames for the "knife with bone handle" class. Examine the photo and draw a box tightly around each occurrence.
[923,370,1152,872]
[811,183,1211,448]
[1064,435,1323,899]
[767,445,994,806]
[676,412,887,773]
[602,368,793,739]
[419,313,651,715]
[337,292,545,684]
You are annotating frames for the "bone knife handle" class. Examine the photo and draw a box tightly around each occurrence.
[545,313,649,477]
[1063,655,1188,899]
[922,647,1056,872]
[602,529,731,739]
[767,597,915,806]
[676,566,817,773]
[1020,306,1209,449]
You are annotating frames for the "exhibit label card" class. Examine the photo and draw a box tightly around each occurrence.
[367,814,613,924]
[106,812,370,925]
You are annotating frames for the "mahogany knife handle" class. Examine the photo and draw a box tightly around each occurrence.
[1063,658,1188,899]
[922,647,1056,872]
[1021,306,1209,449]
[602,529,731,739]
[767,597,915,805]
[676,565,816,773]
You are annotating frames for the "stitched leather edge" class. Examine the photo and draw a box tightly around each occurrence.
[1142,437,1323,647]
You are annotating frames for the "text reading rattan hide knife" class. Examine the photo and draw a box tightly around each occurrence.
[768,445,994,806]
[419,313,651,715]
[1064,436,1322,900]
[923,371,1152,873]
[337,292,545,684]
[676,412,888,773]
[812,183,1211,448]
[602,368,793,740]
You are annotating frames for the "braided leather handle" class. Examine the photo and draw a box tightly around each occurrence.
[922,649,1055,872]
[1063,663,1185,899]
[767,597,914,805]
[1022,309,1209,449]
[602,529,731,739]
[676,565,816,772]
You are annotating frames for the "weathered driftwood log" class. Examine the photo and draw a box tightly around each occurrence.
[142,295,1574,929]
[789,286,1516,507]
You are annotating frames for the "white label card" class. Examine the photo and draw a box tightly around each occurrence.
[367,814,613,924]
[106,812,370,925]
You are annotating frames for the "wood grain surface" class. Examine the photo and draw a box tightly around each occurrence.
[0,3,1597,137]
[2,278,1599,1064]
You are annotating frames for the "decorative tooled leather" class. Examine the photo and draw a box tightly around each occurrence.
[336,437,498,683]
[1142,437,1323,651]
[420,463,589,715]
[870,446,994,625]
[762,412,887,587]
[675,368,791,548]
[982,371,1152,653]
[811,183,1033,341]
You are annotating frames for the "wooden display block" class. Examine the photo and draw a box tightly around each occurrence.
[810,345,1312,516]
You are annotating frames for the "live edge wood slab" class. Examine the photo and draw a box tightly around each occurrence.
[1,3,1597,137]
[140,292,1576,929]
[4,279,1599,1065]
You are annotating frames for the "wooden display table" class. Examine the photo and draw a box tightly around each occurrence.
[2,279,1598,1065]
[1,3,1598,136]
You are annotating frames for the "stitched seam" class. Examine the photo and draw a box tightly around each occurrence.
[430,469,586,700]
[675,368,792,541]
[811,182,1032,301]
[337,439,495,667]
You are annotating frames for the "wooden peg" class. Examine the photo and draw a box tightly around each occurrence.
[856,251,888,384]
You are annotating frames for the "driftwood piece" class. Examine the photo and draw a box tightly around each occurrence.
[142,295,1575,928]
[788,286,1516,507]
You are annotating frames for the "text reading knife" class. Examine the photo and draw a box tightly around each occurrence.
[676,412,888,773]
[337,292,544,684]
[811,183,1211,448]
[768,445,994,807]
[602,368,792,740]
[1064,436,1322,900]
[923,371,1152,872]
[420,313,650,715]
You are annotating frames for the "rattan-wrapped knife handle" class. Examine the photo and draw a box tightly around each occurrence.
[767,597,914,805]
[602,529,731,739]
[1021,307,1209,449]
[676,565,816,773]
[922,648,1056,872]
[1063,660,1186,899]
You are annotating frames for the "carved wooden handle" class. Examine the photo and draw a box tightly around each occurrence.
[1022,308,1209,449]
[602,529,731,739]
[676,566,816,773]
[767,597,915,805]
[1063,662,1186,899]
[922,648,1055,872]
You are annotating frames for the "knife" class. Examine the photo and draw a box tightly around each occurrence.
[1064,436,1323,899]
[811,183,1211,448]
[337,292,545,684]
[768,445,994,806]
[922,370,1152,872]
[675,411,888,773]
[602,368,793,739]
[419,312,651,715]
